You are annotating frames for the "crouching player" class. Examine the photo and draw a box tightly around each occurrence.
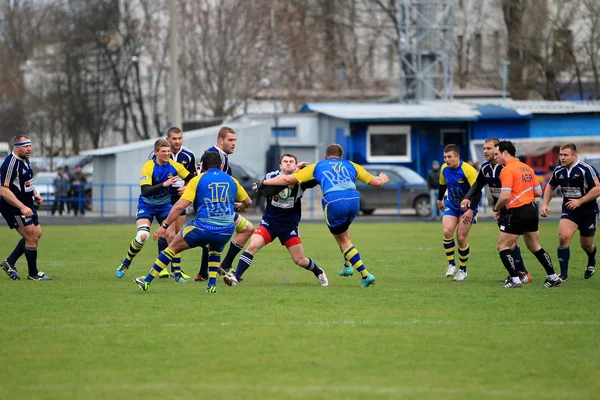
[115,139,192,279]
[134,151,252,293]
[223,154,327,287]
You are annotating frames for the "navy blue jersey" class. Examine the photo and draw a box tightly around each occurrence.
[261,170,305,225]
[478,161,503,205]
[0,153,35,212]
[549,161,600,212]
[201,146,232,176]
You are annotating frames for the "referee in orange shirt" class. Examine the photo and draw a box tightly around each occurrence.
[493,141,562,289]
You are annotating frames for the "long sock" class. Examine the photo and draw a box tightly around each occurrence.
[458,244,469,272]
[198,246,209,278]
[221,240,243,270]
[557,246,570,277]
[235,251,254,279]
[499,249,519,277]
[123,238,144,266]
[512,244,528,273]
[585,245,597,268]
[7,238,25,266]
[145,248,175,283]
[343,245,369,278]
[157,238,168,255]
[535,248,556,276]
[443,237,456,266]
[24,246,39,277]
[171,254,182,279]
[303,258,323,277]
[208,251,220,286]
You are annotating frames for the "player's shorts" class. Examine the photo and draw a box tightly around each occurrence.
[322,190,360,235]
[136,200,171,224]
[179,219,235,251]
[171,196,186,216]
[499,202,538,235]
[443,200,478,223]
[0,206,39,229]
[497,208,507,227]
[560,206,598,237]
[254,221,302,247]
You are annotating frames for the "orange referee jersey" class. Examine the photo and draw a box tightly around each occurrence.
[499,158,541,209]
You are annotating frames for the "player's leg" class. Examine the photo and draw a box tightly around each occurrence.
[579,214,597,279]
[206,235,232,293]
[134,232,190,291]
[196,246,209,281]
[497,230,521,287]
[522,230,561,288]
[116,217,152,278]
[220,214,253,274]
[15,219,48,280]
[0,210,26,280]
[225,229,268,286]
[442,212,459,278]
[287,240,328,286]
[326,197,373,287]
[512,239,531,282]
[454,213,474,281]
[557,217,578,280]
[170,213,190,280]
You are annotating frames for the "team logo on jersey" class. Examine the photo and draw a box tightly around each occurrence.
[485,173,490,178]
[574,173,580,178]
[140,176,148,181]
[457,179,464,183]
[181,161,188,165]
[3,179,8,186]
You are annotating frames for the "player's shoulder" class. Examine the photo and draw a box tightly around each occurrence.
[265,170,280,179]
[141,158,155,168]
[180,146,195,157]
[480,160,491,169]
[577,161,599,174]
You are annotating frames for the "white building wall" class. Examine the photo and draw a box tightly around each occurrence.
[86,123,269,214]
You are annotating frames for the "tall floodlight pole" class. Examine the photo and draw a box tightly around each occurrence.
[169,0,182,129]
[397,0,455,102]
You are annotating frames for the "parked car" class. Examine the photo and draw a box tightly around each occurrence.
[33,172,92,212]
[230,163,265,211]
[356,165,431,216]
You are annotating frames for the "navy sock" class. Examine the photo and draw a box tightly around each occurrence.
[157,237,168,255]
[235,251,254,279]
[24,246,39,277]
[585,245,596,268]
[221,241,243,270]
[512,244,528,274]
[198,246,208,278]
[557,246,570,277]
[304,258,323,277]
[7,239,25,266]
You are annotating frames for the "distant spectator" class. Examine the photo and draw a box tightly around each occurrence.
[51,166,69,216]
[427,160,442,220]
[69,165,87,216]
[63,165,72,214]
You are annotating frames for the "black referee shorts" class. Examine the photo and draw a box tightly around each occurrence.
[498,202,539,235]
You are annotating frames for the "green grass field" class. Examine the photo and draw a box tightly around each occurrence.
[0,221,598,400]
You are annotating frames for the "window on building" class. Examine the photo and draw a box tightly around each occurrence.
[366,125,411,163]
[271,126,296,138]
[441,129,466,146]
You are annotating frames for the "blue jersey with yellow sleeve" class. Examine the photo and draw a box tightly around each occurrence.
[181,168,248,228]
[139,158,190,205]
[293,158,373,198]
[439,160,478,206]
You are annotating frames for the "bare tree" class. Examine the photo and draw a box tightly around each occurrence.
[179,0,272,119]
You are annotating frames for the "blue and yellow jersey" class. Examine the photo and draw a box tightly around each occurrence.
[293,158,373,197]
[140,158,190,205]
[181,168,248,227]
[439,160,478,205]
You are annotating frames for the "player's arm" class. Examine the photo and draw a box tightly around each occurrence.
[233,177,252,212]
[262,164,316,188]
[351,162,389,187]
[152,198,192,241]
[493,169,512,212]
[300,179,318,190]
[463,169,486,201]
[0,186,27,210]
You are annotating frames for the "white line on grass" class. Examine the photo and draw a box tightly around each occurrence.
[17,381,586,398]
[1,319,598,332]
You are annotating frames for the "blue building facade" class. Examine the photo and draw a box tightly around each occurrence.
[300,101,600,178]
